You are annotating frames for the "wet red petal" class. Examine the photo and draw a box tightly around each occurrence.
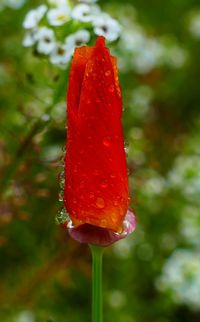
[64,37,131,232]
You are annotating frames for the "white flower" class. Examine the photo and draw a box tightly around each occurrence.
[157,249,200,310]
[164,45,187,68]
[108,290,126,308]
[180,206,200,247]
[22,29,38,47]
[130,85,154,115]
[35,27,56,55]
[5,0,26,9]
[93,14,121,41]
[23,5,47,29]
[189,13,200,39]
[71,3,100,23]
[120,28,146,52]
[133,39,163,74]
[47,5,71,26]
[50,43,72,67]
[65,29,90,53]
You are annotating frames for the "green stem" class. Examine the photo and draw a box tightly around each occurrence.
[89,245,104,322]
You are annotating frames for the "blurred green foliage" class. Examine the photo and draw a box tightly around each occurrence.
[0,1,200,322]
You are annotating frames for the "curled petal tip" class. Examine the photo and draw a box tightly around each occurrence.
[67,209,137,247]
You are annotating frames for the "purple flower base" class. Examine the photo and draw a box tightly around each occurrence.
[67,209,137,247]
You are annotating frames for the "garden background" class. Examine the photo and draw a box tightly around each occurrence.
[0,0,200,321]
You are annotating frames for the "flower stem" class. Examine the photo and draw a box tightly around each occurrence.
[89,245,104,322]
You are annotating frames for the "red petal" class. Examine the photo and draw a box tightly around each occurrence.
[64,37,130,232]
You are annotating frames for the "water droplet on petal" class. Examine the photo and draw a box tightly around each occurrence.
[103,137,112,147]
[100,219,107,226]
[89,192,94,199]
[73,166,78,174]
[109,85,115,93]
[111,215,117,223]
[95,197,105,209]
[105,70,111,77]
[73,198,77,205]
[100,181,108,189]
[110,173,116,179]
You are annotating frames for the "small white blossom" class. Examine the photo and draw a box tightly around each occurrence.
[157,249,200,310]
[65,29,90,53]
[133,39,163,74]
[164,45,187,68]
[5,0,26,9]
[180,206,200,247]
[130,85,154,116]
[22,29,38,47]
[50,43,72,67]
[93,14,121,41]
[35,27,56,55]
[47,5,71,26]
[108,290,126,308]
[23,5,47,29]
[71,3,100,23]
[189,13,200,39]
[16,310,35,322]
[120,28,145,52]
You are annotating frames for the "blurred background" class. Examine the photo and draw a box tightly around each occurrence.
[0,0,200,321]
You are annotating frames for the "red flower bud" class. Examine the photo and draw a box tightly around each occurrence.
[64,37,135,236]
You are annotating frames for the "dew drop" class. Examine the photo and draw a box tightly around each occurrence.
[105,70,111,77]
[95,197,105,209]
[58,190,64,202]
[73,166,78,174]
[59,177,65,189]
[89,192,94,199]
[103,137,112,147]
[73,198,77,205]
[110,173,116,179]
[111,215,117,223]
[100,181,108,189]
[100,219,107,226]
[108,85,115,93]
[62,146,66,153]
[55,208,69,225]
